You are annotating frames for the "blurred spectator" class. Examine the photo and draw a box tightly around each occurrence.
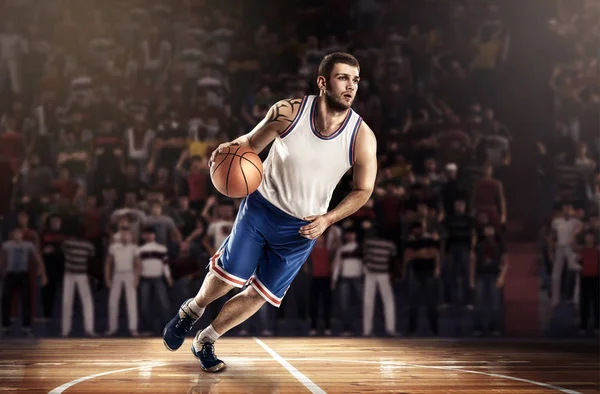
[15,153,54,203]
[362,221,398,337]
[306,235,333,336]
[549,202,582,309]
[138,226,172,335]
[176,152,211,212]
[39,216,68,322]
[331,226,363,336]
[404,221,440,336]
[441,198,475,308]
[576,230,599,335]
[470,224,508,336]
[144,201,181,248]
[471,163,506,228]
[105,227,140,337]
[440,163,467,217]
[1,228,46,336]
[0,21,27,95]
[61,231,96,337]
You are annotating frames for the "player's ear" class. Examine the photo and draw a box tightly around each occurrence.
[316,76,326,93]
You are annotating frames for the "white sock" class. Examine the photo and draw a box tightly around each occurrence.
[181,298,205,321]
[196,325,221,345]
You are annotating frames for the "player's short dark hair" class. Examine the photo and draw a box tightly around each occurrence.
[318,52,360,80]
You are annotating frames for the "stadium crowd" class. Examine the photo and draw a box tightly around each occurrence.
[1,0,576,339]
[537,0,599,335]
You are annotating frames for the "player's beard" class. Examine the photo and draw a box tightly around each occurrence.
[324,81,352,111]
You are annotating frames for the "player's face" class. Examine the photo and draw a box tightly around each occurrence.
[322,63,360,111]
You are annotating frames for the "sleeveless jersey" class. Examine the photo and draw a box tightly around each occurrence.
[257,95,362,219]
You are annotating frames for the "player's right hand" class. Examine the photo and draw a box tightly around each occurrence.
[208,141,240,168]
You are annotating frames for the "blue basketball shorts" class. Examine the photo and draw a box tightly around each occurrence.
[208,191,317,307]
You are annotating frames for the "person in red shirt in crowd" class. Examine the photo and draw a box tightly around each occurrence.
[50,167,80,203]
[305,234,334,336]
[176,152,210,212]
[0,115,26,172]
[577,231,599,335]
[472,163,506,229]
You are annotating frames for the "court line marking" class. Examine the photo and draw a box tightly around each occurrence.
[45,355,584,394]
[47,362,187,394]
[281,358,582,394]
[253,337,327,394]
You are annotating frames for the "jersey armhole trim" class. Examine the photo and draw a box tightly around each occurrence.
[280,96,308,139]
[348,117,363,166]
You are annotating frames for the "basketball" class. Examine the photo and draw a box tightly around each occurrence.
[210,145,263,198]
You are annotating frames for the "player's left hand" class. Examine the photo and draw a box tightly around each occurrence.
[299,215,331,239]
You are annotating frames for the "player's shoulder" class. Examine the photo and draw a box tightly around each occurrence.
[352,119,377,160]
[272,97,305,119]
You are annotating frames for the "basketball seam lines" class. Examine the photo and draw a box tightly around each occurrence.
[225,146,242,197]
[239,152,263,183]
[210,146,231,176]
[239,155,249,196]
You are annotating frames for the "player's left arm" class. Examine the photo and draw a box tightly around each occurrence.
[299,122,377,239]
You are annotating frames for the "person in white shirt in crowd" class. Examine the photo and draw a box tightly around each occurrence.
[549,202,582,308]
[111,192,147,243]
[138,226,173,335]
[361,220,398,337]
[204,197,235,256]
[105,227,140,337]
[331,226,363,336]
[61,231,96,337]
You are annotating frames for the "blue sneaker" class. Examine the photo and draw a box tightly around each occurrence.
[163,299,198,351]
[191,342,226,372]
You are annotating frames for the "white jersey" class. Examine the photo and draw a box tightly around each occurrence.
[258,95,362,219]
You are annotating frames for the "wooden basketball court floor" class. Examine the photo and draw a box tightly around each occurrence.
[0,337,597,393]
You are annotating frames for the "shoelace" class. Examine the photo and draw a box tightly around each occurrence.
[201,342,218,361]
[174,309,194,333]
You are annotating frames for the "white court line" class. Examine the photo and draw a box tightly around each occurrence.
[46,355,584,394]
[47,362,187,394]
[282,358,582,394]
[253,338,327,394]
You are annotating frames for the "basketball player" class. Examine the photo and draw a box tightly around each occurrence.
[163,52,377,372]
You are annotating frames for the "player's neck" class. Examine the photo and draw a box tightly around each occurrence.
[315,96,350,136]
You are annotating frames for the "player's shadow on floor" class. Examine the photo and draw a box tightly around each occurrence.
[179,362,282,394]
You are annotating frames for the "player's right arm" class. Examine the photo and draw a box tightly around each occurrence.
[208,98,303,166]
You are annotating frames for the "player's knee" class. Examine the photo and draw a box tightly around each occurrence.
[245,286,267,305]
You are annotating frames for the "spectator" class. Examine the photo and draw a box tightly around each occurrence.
[549,202,582,308]
[16,153,54,203]
[138,226,172,335]
[144,201,181,252]
[125,110,155,181]
[0,228,46,337]
[331,226,363,336]
[176,152,210,212]
[50,167,80,204]
[441,163,466,216]
[472,163,506,228]
[61,231,96,337]
[470,224,508,336]
[576,230,599,335]
[362,221,398,337]
[306,235,333,336]
[105,227,140,337]
[441,198,475,308]
[204,197,235,255]
[40,216,68,322]
[404,221,440,336]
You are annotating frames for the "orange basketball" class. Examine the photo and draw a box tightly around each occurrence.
[210,145,263,198]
